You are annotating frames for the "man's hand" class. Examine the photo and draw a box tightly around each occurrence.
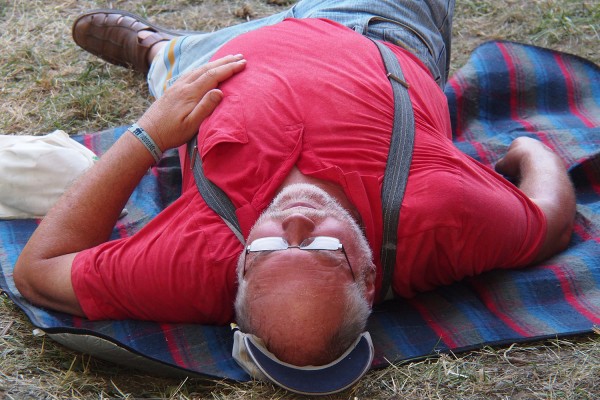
[495,137,576,263]
[495,136,554,179]
[13,54,246,316]
[137,54,246,151]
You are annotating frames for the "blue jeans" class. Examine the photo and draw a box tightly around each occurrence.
[148,0,455,97]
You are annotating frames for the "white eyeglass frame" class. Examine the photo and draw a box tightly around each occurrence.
[242,236,355,280]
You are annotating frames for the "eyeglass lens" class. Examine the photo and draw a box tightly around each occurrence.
[247,236,341,252]
[243,236,354,281]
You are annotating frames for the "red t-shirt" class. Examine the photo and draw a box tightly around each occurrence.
[71,19,546,323]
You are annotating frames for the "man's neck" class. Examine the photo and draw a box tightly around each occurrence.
[279,166,362,224]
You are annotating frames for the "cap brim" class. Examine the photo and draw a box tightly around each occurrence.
[244,332,374,395]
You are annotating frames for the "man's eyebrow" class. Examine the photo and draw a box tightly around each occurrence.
[311,249,345,264]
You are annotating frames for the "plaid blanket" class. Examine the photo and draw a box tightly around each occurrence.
[1,41,599,380]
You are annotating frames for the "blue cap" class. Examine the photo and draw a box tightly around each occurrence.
[232,328,374,395]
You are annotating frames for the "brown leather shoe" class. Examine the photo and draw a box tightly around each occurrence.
[72,10,190,74]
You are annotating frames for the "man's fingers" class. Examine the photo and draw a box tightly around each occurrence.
[191,59,247,89]
[186,89,224,124]
[495,145,521,177]
[178,54,245,84]
[494,156,512,176]
[171,58,246,107]
[205,53,245,71]
[495,137,549,177]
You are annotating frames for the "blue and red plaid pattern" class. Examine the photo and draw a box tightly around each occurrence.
[1,41,599,380]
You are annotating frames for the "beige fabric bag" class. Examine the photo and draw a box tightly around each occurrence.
[0,131,97,219]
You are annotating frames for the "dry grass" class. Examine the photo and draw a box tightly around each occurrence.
[1,0,599,398]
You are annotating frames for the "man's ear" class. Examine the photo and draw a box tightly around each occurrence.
[364,264,376,306]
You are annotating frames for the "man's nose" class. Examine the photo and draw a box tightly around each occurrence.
[281,213,315,244]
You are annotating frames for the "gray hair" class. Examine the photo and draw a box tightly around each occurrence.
[323,281,372,361]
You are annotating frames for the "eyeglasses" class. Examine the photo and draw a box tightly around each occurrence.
[242,236,355,280]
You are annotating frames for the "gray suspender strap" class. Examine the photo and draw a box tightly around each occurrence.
[188,41,414,301]
[187,138,245,244]
[371,40,415,301]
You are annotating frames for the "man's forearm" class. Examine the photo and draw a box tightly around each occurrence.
[12,130,155,316]
[21,131,155,260]
[496,137,576,262]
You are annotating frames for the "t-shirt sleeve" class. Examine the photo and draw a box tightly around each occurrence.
[70,190,240,324]
[393,152,547,298]
[457,156,547,274]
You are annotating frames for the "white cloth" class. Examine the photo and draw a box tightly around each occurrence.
[0,131,97,219]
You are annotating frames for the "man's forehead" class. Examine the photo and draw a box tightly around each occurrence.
[247,267,350,306]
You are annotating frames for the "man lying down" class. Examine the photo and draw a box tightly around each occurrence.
[14,0,575,395]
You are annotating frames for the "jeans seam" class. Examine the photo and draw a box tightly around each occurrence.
[366,16,436,59]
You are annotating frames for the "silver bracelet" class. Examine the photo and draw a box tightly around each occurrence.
[128,123,163,163]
